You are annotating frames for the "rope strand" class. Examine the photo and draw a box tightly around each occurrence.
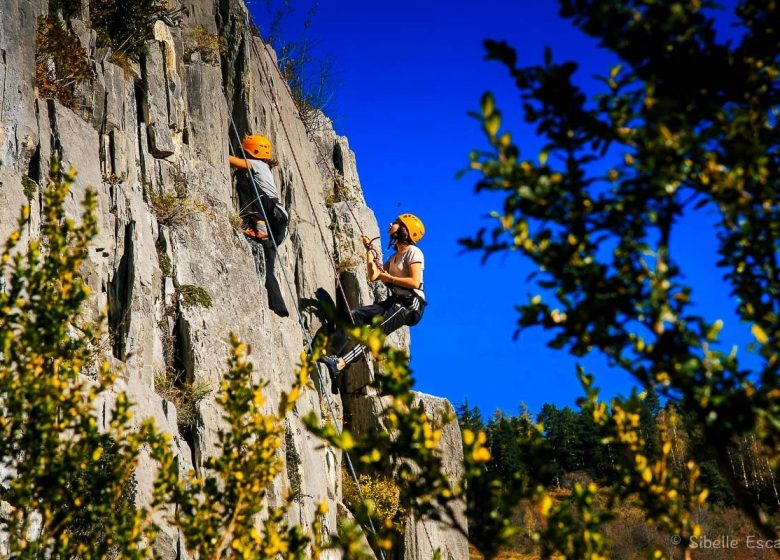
[245,26,454,558]
[233,26,388,560]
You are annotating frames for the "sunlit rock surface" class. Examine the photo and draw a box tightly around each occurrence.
[0,1,466,557]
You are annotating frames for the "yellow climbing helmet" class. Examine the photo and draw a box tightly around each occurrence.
[397,213,425,243]
[241,134,272,160]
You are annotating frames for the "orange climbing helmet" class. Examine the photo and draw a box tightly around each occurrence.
[241,134,272,160]
[397,213,425,243]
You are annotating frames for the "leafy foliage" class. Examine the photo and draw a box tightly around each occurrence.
[178,284,213,309]
[184,25,227,65]
[304,321,463,557]
[342,469,405,533]
[0,162,170,558]
[35,15,91,109]
[147,189,208,227]
[48,0,82,19]
[280,42,336,135]
[0,163,330,559]
[158,250,173,277]
[21,175,38,202]
[154,370,212,427]
[463,0,780,556]
[459,394,780,558]
[160,336,319,559]
[89,0,168,60]
[256,1,336,135]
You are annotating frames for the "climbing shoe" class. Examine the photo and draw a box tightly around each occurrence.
[242,219,268,240]
[318,356,341,394]
[242,227,268,240]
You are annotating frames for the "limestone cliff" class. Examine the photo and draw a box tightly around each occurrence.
[0,1,467,558]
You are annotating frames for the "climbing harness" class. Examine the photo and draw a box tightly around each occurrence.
[235,13,451,557]
[230,25,393,560]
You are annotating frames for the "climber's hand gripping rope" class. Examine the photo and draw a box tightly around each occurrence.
[361,235,383,281]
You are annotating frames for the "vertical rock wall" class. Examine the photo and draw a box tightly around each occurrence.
[0,0,467,557]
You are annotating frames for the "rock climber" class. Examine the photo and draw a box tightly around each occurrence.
[319,213,426,393]
[229,134,289,317]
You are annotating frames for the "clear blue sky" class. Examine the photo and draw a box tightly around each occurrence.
[249,1,754,417]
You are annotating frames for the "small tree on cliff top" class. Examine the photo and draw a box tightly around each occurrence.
[464,0,780,557]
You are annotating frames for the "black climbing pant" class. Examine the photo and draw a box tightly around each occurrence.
[240,182,289,317]
[335,294,425,366]
[249,237,289,318]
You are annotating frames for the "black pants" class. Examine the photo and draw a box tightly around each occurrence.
[244,195,289,317]
[337,295,424,366]
[249,237,289,317]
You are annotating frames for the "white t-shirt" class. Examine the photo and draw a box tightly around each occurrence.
[387,245,425,301]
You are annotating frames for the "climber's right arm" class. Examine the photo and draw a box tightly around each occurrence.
[228,155,250,169]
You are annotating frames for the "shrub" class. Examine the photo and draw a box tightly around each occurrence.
[462,0,780,555]
[147,190,208,227]
[184,25,226,65]
[324,189,338,207]
[282,50,335,136]
[35,15,91,109]
[154,370,212,427]
[256,1,337,136]
[89,0,168,60]
[158,252,172,277]
[0,161,171,558]
[336,255,360,273]
[228,211,244,232]
[21,175,37,201]
[178,284,212,309]
[285,427,303,497]
[342,469,405,532]
[48,0,82,18]
[163,336,321,559]
[102,171,122,186]
[0,161,324,559]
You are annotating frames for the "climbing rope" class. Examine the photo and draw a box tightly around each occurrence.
[243,20,393,370]
[229,26,391,559]
[255,38,383,257]
[234,12,457,560]
[227,115,386,560]
[241,22,456,560]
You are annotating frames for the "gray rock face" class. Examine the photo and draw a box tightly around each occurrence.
[403,394,470,560]
[0,0,467,557]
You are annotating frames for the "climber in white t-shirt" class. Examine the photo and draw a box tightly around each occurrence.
[319,213,427,393]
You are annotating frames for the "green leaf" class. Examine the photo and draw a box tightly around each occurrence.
[752,324,769,344]
[485,113,501,137]
[481,92,495,116]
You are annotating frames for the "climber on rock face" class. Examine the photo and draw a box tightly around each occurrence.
[319,214,427,394]
[229,134,289,318]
